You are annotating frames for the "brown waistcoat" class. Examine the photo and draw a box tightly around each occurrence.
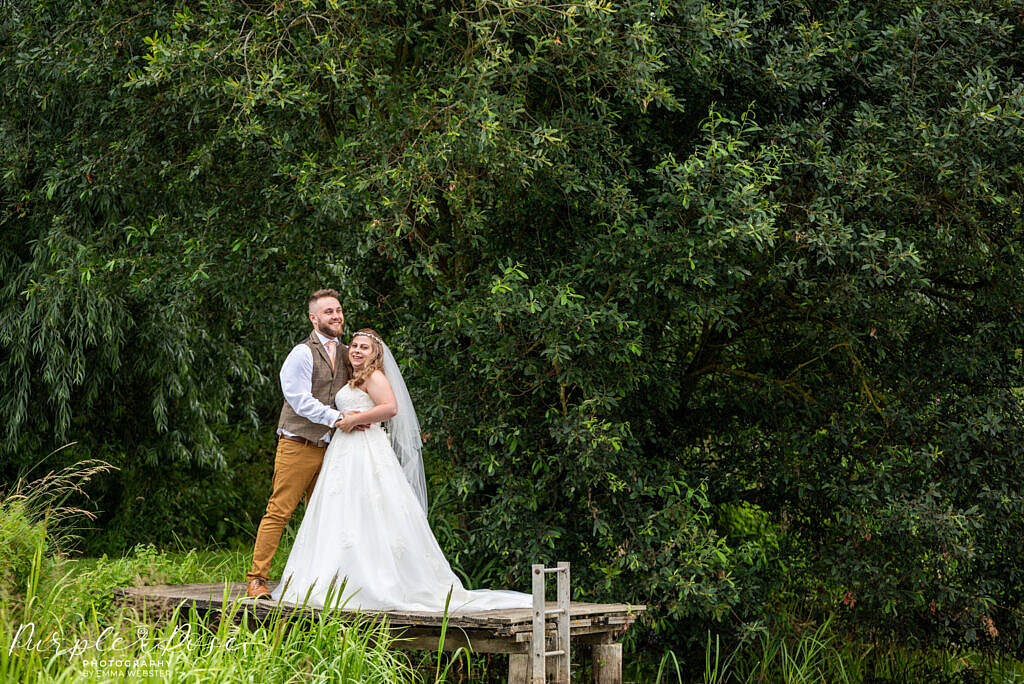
[277,331,350,442]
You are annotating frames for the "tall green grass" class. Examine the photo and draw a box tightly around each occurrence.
[0,459,424,682]
[646,617,1024,684]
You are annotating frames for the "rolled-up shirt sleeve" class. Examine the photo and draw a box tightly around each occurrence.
[280,345,342,427]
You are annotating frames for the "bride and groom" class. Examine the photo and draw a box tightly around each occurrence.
[243,289,530,612]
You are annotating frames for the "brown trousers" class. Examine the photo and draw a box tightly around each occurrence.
[247,438,325,581]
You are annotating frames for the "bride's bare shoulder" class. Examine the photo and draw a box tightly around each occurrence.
[363,370,395,405]
[365,369,391,388]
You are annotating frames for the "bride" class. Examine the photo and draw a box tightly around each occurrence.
[270,328,532,613]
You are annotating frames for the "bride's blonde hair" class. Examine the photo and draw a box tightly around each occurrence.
[347,328,385,388]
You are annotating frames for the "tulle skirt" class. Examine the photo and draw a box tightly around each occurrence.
[270,424,531,613]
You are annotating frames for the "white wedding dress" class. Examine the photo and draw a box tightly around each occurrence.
[270,384,532,613]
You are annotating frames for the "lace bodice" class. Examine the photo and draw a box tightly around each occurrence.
[335,384,376,413]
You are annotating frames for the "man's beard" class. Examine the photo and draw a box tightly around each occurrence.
[316,320,341,338]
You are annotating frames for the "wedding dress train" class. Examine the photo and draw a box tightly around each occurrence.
[270,384,531,612]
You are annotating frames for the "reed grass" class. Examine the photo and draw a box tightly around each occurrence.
[644,616,1024,684]
[0,458,422,683]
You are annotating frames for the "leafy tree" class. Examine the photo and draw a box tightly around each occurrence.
[2,0,1022,654]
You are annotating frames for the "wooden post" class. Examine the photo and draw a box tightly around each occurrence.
[531,564,545,684]
[556,562,570,683]
[508,653,532,684]
[591,643,622,684]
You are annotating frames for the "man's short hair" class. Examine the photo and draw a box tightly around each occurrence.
[309,288,341,312]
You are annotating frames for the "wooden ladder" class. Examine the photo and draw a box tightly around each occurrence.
[531,562,570,683]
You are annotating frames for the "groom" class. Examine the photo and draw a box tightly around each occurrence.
[245,288,361,599]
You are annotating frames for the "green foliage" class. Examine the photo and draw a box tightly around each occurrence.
[2,0,1023,656]
[683,617,1024,683]
[0,496,49,605]
[1,469,1021,682]
[77,430,278,555]
[0,472,420,683]
[1,552,420,683]
[0,458,116,605]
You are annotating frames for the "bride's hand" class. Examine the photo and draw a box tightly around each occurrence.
[337,411,365,433]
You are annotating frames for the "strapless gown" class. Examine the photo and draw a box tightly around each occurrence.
[270,384,531,612]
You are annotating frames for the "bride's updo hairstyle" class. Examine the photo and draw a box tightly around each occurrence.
[348,328,386,389]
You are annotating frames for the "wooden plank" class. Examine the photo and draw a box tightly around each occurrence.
[514,622,635,642]
[512,615,640,633]
[531,564,545,684]
[523,618,593,632]
[120,599,634,639]
[118,588,487,630]
[113,582,646,650]
[118,584,646,616]
[505,603,646,623]
[389,627,527,654]
[556,562,570,683]
[117,594,520,655]
[115,583,643,626]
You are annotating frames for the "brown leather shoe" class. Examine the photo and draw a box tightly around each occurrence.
[246,578,273,600]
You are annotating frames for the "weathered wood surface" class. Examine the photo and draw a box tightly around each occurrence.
[114,582,644,682]
[113,582,644,641]
[591,644,623,684]
[555,563,571,683]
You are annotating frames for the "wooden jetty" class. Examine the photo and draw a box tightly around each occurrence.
[114,577,644,683]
